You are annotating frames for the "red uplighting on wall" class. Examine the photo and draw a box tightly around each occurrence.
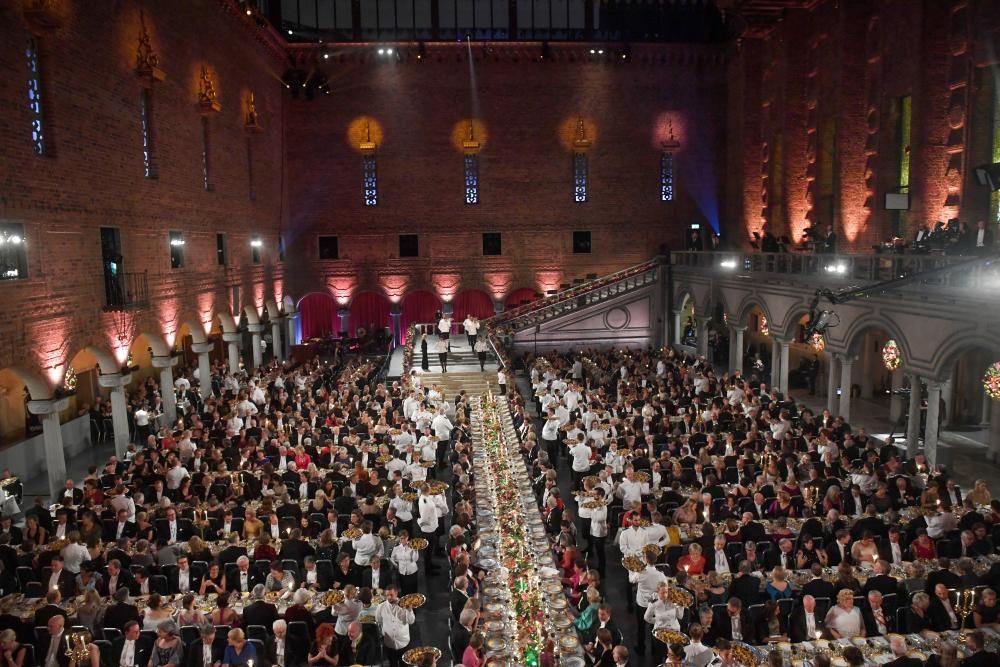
[327,276,356,306]
[432,273,461,302]
[253,282,265,315]
[380,274,410,303]
[536,271,564,294]
[159,299,179,347]
[197,293,215,334]
[273,279,284,306]
[483,271,514,301]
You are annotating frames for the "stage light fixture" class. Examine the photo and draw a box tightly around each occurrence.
[287,29,293,35]
[719,259,736,270]
[824,263,846,274]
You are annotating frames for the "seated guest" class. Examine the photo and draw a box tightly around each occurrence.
[824,589,864,639]
[974,588,1000,629]
[337,621,379,666]
[905,592,934,636]
[753,600,787,643]
[677,543,706,575]
[789,595,826,643]
[765,567,793,601]
[862,590,893,636]
[222,628,257,667]
[186,624,222,667]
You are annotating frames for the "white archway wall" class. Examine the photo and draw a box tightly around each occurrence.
[0,369,29,442]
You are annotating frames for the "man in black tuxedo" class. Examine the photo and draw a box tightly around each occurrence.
[278,530,315,563]
[167,555,202,595]
[861,590,894,637]
[878,527,908,567]
[33,589,68,628]
[45,556,76,596]
[185,624,222,667]
[450,575,471,621]
[764,539,796,572]
[217,534,248,568]
[103,559,134,598]
[863,560,900,602]
[801,563,837,601]
[338,621,380,665]
[267,620,305,667]
[925,557,961,594]
[825,529,853,566]
[961,631,993,667]
[727,562,761,607]
[361,556,396,591]
[227,556,262,595]
[110,621,151,667]
[37,615,70,667]
[789,595,826,643]
[106,508,137,542]
[243,585,280,630]
[104,587,141,631]
[851,508,887,540]
[299,557,331,592]
[714,598,752,642]
[588,604,624,647]
[451,608,477,663]
[740,513,766,544]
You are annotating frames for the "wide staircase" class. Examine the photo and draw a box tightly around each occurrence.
[489,257,662,332]
[419,371,494,401]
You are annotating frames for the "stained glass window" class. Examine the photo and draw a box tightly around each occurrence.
[26,38,44,156]
[140,89,155,177]
[363,154,378,206]
[573,153,588,203]
[201,117,212,191]
[661,151,674,201]
[464,154,479,204]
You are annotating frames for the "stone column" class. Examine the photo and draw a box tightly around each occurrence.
[906,373,923,458]
[390,304,403,346]
[839,355,854,422]
[27,397,70,501]
[730,326,746,375]
[859,334,873,399]
[672,311,682,346]
[248,324,264,369]
[940,378,953,428]
[696,317,710,358]
[777,338,791,397]
[493,299,504,317]
[826,355,840,415]
[223,333,241,374]
[151,355,178,425]
[285,313,297,357]
[889,369,904,423]
[191,342,214,399]
[925,380,943,467]
[99,372,133,457]
[770,339,781,390]
[271,317,285,363]
[337,308,350,337]
[989,399,1000,463]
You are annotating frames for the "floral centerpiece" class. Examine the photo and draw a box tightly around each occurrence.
[882,339,901,371]
[984,362,1000,401]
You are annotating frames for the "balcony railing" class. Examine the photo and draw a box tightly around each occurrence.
[671,251,1000,293]
[103,270,149,310]
[491,258,662,331]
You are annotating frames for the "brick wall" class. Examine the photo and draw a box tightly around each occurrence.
[0,0,286,391]
[281,42,727,303]
[723,0,1000,252]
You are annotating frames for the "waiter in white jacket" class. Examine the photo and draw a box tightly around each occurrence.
[629,551,667,657]
[417,485,443,574]
[430,408,453,471]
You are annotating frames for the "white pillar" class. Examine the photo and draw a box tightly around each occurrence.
[696,317,710,358]
[27,397,70,501]
[906,373,923,458]
[889,369,904,423]
[285,313,297,357]
[223,333,241,374]
[191,342,214,399]
[271,318,285,363]
[390,305,403,346]
[859,334,874,399]
[672,311,682,346]
[770,339,781,390]
[493,299,504,317]
[925,380,943,467]
[99,373,133,457]
[151,355,178,425]
[337,308,350,337]
[778,339,791,397]
[839,355,854,422]
[826,355,840,415]
[730,326,746,375]
[248,324,264,369]
[989,399,1000,463]
[940,378,953,428]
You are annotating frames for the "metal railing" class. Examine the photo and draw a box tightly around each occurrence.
[489,258,662,331]
[671,251,1000,293]
[103,270,149,310]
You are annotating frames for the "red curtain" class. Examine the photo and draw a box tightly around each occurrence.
[299,293,338,339]
[452,290,495,321]
[505,287,538,309]
[348,292,391,338]
[401,290,441,341]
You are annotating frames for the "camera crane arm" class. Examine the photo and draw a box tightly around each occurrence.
[804,255,994,335]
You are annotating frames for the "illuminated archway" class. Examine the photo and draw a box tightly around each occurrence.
[401,290,441,335]
[298,292,340,339]
[504,288,538,310]
[452,289,494,321]
[348,291,392,338]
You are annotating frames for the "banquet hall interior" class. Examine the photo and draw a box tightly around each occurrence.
[2,0,1000,665]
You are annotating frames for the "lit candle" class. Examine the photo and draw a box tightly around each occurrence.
[815,630,822,641]
[66,636,71,650]
[684,565,689,574]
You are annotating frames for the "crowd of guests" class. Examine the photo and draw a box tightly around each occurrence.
[0,352,496,667]
[519,345,1000,666]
